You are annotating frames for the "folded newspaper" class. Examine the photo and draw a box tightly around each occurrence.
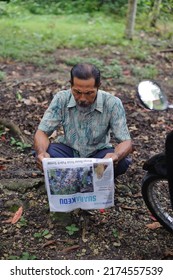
[42,158,114,212]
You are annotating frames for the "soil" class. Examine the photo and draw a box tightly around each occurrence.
[1,45,173,260]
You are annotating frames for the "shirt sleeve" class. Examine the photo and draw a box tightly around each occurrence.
[110,97,131,143]
[38,94,62,136]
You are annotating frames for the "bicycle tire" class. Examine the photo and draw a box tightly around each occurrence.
[142,173,173,232]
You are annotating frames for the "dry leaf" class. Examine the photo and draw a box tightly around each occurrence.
[0,165,7,170]
[61,245,80,253]
[146,222,162,230]
[24,130,31,135]
[121,205,137,210]
[133,192,142,198]
[2,218,13,224]
[43,240,56,248]
[29,96,38,103]
[164,249,173,257]
[11,206,23,224]
[150,214,157,221]
[0,157,11,162]
[129,125,138,131]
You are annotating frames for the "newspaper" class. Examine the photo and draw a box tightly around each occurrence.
[42,157,114,212]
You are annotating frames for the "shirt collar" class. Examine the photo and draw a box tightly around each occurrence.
[67,90,103,113]
[67,93,76,108]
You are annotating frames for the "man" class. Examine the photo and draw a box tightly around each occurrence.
[34,63,132,178]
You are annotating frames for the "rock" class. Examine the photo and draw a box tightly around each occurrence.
[0,178,44,194]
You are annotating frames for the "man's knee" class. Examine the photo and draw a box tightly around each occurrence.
[47,143,74,158]
[114,156,132,178]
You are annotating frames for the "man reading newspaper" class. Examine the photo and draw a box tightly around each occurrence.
[34,63,132,177]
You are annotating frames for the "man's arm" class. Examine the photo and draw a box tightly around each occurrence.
[104,139,132,163]
[34,129,50,169]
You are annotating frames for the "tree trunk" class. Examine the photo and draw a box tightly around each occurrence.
[150,0,162,27]
[125,0,138,40]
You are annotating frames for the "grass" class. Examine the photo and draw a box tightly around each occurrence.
[0,4,172,75]
[0,70,6,81]
[0,13,127,62]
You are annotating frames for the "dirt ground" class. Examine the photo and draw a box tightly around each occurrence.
[1,45,173,260]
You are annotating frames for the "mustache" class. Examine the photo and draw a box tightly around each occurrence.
[77,101,89,107]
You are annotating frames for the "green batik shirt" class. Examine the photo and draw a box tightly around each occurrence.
[38,89,131,157]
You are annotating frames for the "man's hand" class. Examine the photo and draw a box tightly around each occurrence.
[104,140,132,164]
[37,152,50,170]
[104,152,119,163]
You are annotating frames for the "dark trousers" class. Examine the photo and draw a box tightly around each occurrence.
[47,143,132,179]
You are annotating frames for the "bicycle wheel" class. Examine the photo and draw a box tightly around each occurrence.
[142,173,173,232]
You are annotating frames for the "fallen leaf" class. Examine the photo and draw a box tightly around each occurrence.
[129,125,138,131]
[0,157,11,162]
[44,233,52,239]
[121,205,137,210]
[113,241,121,247]
[146,222,162,230]
[2,218,13,224]
[133,192,142,198]
[42,240,56,248]
[1,211,14,217]
[61,245,80,253]
[11,206,23,224]
[1,135,6,142]
[24,130,31,135]
[29,96,38,103]
[0,165,7,170]
[150,214,157,221]
[164,249,173,257]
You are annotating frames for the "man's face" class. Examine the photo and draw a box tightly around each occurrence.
[71,77,98,107]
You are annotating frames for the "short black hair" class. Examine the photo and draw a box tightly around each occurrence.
[70,63,101,88]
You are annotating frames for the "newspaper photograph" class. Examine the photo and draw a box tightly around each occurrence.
[42,157,114,212]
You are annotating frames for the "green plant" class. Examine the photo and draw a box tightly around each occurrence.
[34,229,50,240]
[112,228,119,239]
[0,125,6,137]
[0,71,6,81]
[19,216,27,227]
[0,12,128,62]
[65,224,79,235]
[16,91,23,101]
[9,252,37,260]
[130,64,158,80]
[102,64,123,79]
[10,137,31,151]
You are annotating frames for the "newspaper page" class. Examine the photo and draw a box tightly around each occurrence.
[42,157,114,212]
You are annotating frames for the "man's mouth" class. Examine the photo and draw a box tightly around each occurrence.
[77,102,89,107]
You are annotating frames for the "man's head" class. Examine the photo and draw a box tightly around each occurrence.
[70,63,101,107]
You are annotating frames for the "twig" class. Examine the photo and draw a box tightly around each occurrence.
[0,118,30,144]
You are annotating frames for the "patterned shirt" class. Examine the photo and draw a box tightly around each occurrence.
[38,89,131,157]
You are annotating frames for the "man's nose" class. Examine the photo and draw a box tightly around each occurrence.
[79,93,87,101]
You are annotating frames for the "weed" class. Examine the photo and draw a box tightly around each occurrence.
[9,252,37,260]
[34,229,50,240]
[65,224,79,235]
[16,91,23,101]
[10,137,31,151]
[102,65,123,79]
[19,216,28,227]
[0,125,6,137]
[0,71,6,81]
[65,57,104,69]
[0,13,129,63]
[112,228,119,239]
[130,64,158,80]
